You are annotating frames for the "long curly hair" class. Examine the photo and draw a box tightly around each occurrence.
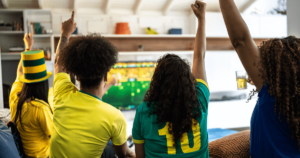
[58,34,118,88]
[258,36,300,149]
[143,54,202,147]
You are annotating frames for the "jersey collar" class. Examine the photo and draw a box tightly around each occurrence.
[79,90,102,101]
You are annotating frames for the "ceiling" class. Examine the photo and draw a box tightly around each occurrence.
[0,0,256,14]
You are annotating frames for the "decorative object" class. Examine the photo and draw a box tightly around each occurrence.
[115,23,131,34]
[145,27,158,35]
[168,28,182,35]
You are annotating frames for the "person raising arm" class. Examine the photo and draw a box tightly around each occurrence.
[50,11,135,158]
[219,0,300,157]
[133,1,209,158]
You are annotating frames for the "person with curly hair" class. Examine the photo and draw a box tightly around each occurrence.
[49,11,135,158]
[132,1,209,158]
[219,0,300,157]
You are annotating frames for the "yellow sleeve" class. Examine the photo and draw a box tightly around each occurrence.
[53,73,76,106]
[111,111,127,146]
[37,104,53,136]
[48,88,54,110]
[9,81,23,111]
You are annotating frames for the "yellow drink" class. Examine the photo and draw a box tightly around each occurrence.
[236,78,247,90]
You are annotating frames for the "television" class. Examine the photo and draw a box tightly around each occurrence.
[102,61,156,110]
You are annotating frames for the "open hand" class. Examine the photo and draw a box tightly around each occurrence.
[61,11,77,38]
[191,0,206,19]
[23,33,33,50]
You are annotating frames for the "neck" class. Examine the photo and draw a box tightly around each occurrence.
[80,86,103,99]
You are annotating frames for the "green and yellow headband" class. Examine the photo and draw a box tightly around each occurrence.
[19,50,52,83]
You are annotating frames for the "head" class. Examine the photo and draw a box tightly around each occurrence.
[144,54,202,146]
[258,36,300,149]
[15,80,49,128]
[59,34,118,96]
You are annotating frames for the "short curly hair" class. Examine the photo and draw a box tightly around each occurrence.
[59,34,118,88]
[143,54,202,147]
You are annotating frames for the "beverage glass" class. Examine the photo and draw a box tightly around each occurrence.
[236,71,247,90]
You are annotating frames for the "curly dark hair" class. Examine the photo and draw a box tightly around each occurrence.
[143,54,202,147]
[59,34,118,88]
[257,36,300,149]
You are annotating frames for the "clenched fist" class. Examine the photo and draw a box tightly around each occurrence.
[23,33,34,50]
[191,0,206,19]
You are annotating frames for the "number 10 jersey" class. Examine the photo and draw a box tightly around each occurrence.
[132,79,210,158]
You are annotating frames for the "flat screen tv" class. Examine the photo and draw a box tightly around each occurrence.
[102,61,156,110]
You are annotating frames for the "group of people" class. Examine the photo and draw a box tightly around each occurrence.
[6,0,300,157]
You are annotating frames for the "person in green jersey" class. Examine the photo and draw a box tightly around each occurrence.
[132,1,209,158]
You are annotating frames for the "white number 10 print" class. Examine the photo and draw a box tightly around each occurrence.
[158,120,201,154]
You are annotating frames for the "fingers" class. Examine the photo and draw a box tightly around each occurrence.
[191,4,197,11]
[195,0,206,7]
[71,10,74,23]
[29,33,32,38]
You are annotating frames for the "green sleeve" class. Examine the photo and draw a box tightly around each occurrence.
[196,79,210,110]
[132,104,144,144]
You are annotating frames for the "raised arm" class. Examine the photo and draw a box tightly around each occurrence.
[54,11,77,75]
[219,0,263,90]
[191,1,207,82]
[17,33,34,80]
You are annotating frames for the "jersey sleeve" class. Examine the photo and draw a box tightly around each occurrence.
[9,81,23,111]
[53,73,76,106]
[132,104,144,144]
[196,79,210,110]
[111,111,127,146]
[37,105,53,136]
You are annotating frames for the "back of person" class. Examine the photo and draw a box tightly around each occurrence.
[251,84,300,157]
[133,79,209,158]
[9,48,53,158]
[50,73,127,157]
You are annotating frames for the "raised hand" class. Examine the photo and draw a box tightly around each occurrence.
[23,33,34,50]
[191,0,206,19]
[61,10,77,38]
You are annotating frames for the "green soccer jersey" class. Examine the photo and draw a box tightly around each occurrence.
[132,79,210,158]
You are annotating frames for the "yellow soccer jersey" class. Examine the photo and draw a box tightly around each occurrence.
[50,73,127,158]
[10,81,53,158]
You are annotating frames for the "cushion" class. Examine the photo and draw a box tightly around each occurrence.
[209,130,250,158]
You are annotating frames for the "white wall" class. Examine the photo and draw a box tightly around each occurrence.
[52,13,193,35]
[243,0,279,14]
[287,0,300,37]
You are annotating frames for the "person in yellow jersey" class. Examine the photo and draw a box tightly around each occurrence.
[9,33,53,158]
[50,11,135,158]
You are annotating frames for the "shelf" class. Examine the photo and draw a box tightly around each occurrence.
[52,34,197,38]
[1,53,53,61]
[0,31,24,34]
[1,53,21,60]
[32,34,52,38]
[119,51,194,55]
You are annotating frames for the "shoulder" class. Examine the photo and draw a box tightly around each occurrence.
[100,101,124,119]
[31,99,51,110]
[136,102,149,114]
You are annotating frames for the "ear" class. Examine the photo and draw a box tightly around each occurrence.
[104,75,107,82]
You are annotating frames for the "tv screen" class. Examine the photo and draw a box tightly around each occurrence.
[102,62,156,110]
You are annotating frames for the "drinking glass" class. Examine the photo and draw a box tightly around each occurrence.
[236,70,247,90]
